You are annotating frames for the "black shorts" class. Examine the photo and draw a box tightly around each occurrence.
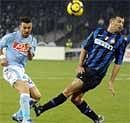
[76,67,103,93]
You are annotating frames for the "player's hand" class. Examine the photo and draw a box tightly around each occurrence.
[108,80,115,96]
[25,44,32,51]
[76,65,85,74]
[27,50,34,60]
[0,58,8,66]
[26,44,34,60]
[24,44,34,60]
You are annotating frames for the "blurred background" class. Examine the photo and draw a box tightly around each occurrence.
[0,0,130,46]
[0,0,130,60]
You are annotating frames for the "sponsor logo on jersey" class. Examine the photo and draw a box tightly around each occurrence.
[12,41,29,54]
[94,38,113,50]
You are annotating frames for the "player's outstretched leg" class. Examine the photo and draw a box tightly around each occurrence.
[34,93,67,116]
[70,92,104,123]
[74,101,104,123]
[34,78,83,117]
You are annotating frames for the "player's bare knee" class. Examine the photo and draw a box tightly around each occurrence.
[63,91,70,97]
[71,96,82,105]
[63,88,72,97]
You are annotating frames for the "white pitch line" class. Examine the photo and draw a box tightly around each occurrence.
[0,73,129,80]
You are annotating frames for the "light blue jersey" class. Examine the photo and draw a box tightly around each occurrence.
[0,31,37,67]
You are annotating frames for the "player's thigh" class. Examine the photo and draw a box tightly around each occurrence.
[14,80,30,94]
[3,65,23,86]
[29,86,41,100]
[63,78,83,97]
[3,65,31,94]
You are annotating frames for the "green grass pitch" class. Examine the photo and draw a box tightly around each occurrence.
[0,60,130,123]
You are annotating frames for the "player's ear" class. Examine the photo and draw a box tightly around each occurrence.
[110,18,114,23]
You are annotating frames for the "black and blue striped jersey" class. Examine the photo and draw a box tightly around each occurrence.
[81,28,128,77]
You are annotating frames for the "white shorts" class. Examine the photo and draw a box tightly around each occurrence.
[3,65,35,88]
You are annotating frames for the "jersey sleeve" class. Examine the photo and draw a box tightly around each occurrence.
[114,39,128,64]
[0,34,11,49]
[30,37,37,55]
[81,28,102,51]
[81,32,94,50]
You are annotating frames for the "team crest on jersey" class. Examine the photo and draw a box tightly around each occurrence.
[12,41,29,55]
[109,38,115,44]
[105,36,109,40]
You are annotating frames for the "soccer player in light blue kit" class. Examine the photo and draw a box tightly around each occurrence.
[0,17,41,123]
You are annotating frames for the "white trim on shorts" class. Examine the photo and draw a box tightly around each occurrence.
[3,65,35,88]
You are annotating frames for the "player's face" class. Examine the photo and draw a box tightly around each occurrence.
[19,22,32,38]
[109,17,124,33]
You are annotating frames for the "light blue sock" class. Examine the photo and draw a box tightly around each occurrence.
[15,98,36,119]
[20,93,30,121]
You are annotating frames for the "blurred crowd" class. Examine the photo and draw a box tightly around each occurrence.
[0,0,130,47]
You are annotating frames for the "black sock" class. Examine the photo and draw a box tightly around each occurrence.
[75,101,99,121]
[40,93,67,112]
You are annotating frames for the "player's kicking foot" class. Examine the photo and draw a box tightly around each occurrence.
[94,115,104,123]
[33,104,43,117]
[12,113,23,123]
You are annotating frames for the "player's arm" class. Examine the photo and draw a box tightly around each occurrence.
[77,31,94,74]
[27,51,34,61]
[0,48,8,66]
[108,38,128,96]
[77,48,87,74]
[108,64,120,96]
[0,35,9,66]
[27,37,37,61]
[27,47,34,61]
[79,48,87,66]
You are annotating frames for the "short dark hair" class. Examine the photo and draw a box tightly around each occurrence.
[109,13,125,20]
[19,16,32,24]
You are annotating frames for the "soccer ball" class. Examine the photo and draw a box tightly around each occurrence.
[67,0,84,16]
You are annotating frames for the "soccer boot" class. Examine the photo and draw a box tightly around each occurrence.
[22,119,33,123]
[94,115,104,123]
[29,100,37,108]
[12,113,23,123]
[33,104,43,117]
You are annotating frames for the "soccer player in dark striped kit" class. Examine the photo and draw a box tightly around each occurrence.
[34,16,129,123]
